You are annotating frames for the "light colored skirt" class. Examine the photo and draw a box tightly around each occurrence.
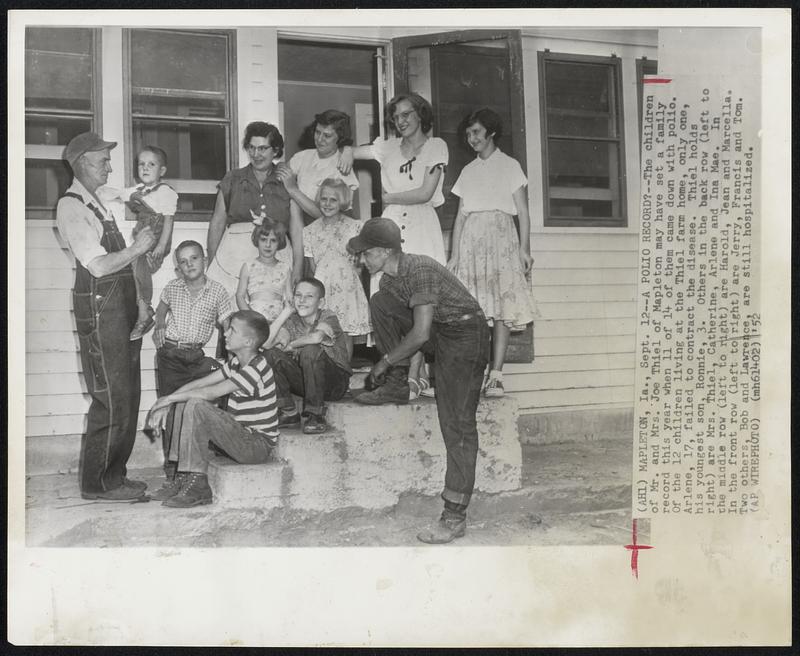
[452,210,538,331]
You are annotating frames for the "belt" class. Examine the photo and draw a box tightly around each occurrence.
[452,312,484,323]
[164,338,204,350]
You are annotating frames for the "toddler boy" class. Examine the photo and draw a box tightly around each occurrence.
[146,310,279,507]
[149,239,233,500]
[264,278,351,434]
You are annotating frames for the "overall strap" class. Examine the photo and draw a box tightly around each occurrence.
[63,191,112,226]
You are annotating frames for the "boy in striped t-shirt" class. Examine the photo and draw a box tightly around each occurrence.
[145,310,279,507]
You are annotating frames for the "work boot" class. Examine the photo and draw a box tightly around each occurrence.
[416,510,467,544]
[150,473,186,501]
[162,472,213,508]
[355,366,410,405]
[81,483,146,502]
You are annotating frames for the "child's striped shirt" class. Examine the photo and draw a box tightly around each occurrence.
[221,353,279,445]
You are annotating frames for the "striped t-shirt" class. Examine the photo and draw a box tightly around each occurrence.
[222,353,279,445]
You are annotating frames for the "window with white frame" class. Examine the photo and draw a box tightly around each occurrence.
[538,51,627,227]
[25,27,100,218]
[126,28,236,219]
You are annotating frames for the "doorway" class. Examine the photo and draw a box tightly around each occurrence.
[392,30,533,362]
[277,38,383,220]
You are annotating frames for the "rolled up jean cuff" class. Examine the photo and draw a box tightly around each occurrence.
[441,488,471,508]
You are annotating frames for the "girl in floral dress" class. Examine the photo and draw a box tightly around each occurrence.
[303,178,371,360]
[448,108,538,397]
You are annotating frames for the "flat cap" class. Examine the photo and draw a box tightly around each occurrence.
[347,217,402,253]
[64,131,117,167]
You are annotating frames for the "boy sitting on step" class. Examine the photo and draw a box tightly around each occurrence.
[146,310,280,507]
[263,277,352,435]
[148,239,234,500]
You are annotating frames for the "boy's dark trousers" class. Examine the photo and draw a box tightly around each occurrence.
[156,344,219,471]
[369,289,490,508]
[263,345,350,416]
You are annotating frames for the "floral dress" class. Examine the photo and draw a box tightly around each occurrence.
[244,258,292,323]
[303,216,371,335]
[451,149,538,330]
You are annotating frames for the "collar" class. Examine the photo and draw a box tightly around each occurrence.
[178,276,209,293]
[476,147,501,164]
[68,179,111,217]
[244,163,279,187]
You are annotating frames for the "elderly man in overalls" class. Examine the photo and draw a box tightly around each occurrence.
[56,132,156,501]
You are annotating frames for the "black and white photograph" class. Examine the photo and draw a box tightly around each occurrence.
[7,8,791,648]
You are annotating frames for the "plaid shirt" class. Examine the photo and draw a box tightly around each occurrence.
[161,277,233,345]
[379,253,482,324]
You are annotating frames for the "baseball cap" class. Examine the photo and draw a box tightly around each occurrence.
[347,217,402,253]
[64,132,117,167]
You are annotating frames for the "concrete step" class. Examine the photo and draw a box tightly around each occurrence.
[26,396,523,513]
[207,395,521,511]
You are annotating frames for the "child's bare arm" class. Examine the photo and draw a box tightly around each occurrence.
[235,263,251,311]
[152,300,169,348]
[263,305,294,349]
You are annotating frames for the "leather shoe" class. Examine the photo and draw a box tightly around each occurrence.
[123,477,148,492]
[416,513,467,544]
[81,484,146,502]
[277,409,301,428]
[163,472,213,508]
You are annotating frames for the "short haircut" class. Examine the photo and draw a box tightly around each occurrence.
[242,121,284,160]
[231,309,271,347]
[138,145,168,168]
[386,92,434,134]
[315,177,352,210]
[250,218,288,249]
[313,109,353,147]
[462,107,504,144]
[174,239,204,259]
[294,277,326,298]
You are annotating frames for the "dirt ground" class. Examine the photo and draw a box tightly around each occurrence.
[25,440,646,549]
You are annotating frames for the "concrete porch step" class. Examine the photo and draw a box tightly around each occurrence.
[209,395,522,511]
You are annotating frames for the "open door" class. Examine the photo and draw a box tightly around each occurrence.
[392,29,533,362]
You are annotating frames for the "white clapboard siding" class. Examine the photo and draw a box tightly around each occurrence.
[508,231,640,413]
[24,220,210,437]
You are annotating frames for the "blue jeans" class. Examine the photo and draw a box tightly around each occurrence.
[72,271,141,494]
[263,345,350,416]
[176,398,274,474]
[156,345,220,470]
[370,291,490,507]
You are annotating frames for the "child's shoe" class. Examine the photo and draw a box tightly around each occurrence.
[483,373,505,398]
[302,412,328,434]
[277,408,301,428]
[418,377,436,398]
[162,472,212,507]
[130,306,155,341]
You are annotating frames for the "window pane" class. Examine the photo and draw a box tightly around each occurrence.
[548,139,617,189]
[26,116,92,146]
[25,27,93,112]
[545,61,611,113]
[132,120,228,181]
[26,158,73,209]
[551,198,614,219]
[178,194,217,213]
[547,112,611,138]
[130,30,228,118]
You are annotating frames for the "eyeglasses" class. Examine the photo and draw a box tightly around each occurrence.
[247,145,273,155]
[391,109,416,124]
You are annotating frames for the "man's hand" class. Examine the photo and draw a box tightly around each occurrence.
[369,356,390,384]
[149,395,173,415]
[133,226,157,254]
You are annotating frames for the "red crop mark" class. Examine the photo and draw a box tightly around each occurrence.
[624,519,653,579]
[642,77,673,84]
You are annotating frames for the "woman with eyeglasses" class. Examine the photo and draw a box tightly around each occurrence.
[341,92,449,399]
[206,121,304,298]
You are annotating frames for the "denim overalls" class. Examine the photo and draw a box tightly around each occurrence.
[65,192,142,494]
